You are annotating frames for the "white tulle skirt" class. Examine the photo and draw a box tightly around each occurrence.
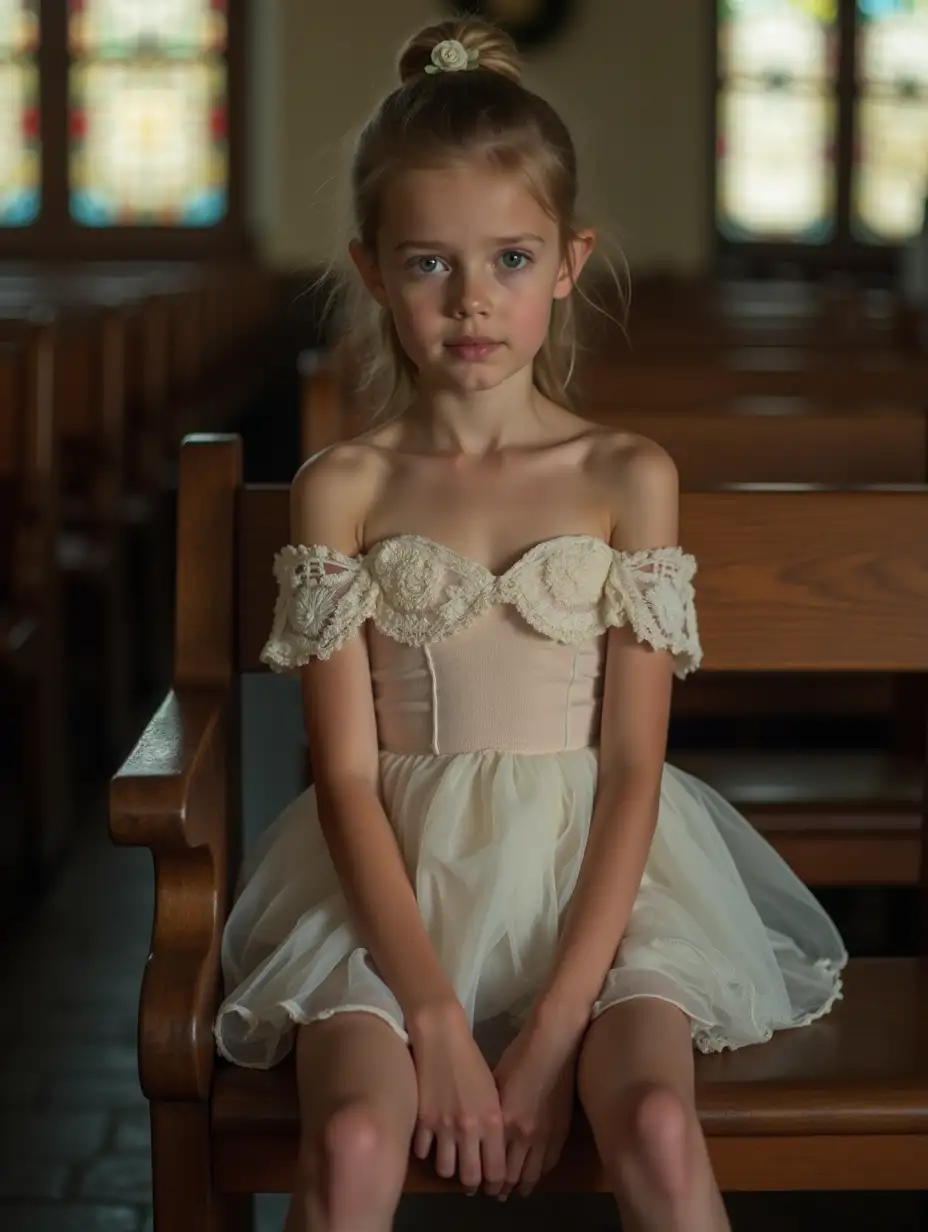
[214,749,847,1070]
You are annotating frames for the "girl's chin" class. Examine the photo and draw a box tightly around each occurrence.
[418,358,529,393]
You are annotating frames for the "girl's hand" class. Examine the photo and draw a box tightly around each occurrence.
[487,1011,585,1200]
[407,1003,508,1195]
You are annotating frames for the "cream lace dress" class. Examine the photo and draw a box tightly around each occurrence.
[213,534,847,1070]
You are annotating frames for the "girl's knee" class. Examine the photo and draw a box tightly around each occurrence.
[300,1100,409,1199]
[612,1082,696,1198]
[323,1101,397,1167]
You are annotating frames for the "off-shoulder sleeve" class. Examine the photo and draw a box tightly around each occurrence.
[603,546,702,678]
[259,544,378,671]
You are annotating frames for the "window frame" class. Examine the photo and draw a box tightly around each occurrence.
[711,0,901,280]
[0,0,252,260]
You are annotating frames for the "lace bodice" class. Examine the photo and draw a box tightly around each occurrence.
[260,534,700,755]
[264,533,700,668]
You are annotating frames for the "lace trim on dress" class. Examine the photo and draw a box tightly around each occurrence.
[260,545,377,668]
[259,537,704,675]
[604,546,702,679]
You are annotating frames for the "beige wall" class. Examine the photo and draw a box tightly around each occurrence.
[250,1,712,276]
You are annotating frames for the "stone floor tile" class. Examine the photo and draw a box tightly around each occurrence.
[0,1110,109,1161]
[255,1196,284,1232]
[0,1203,140,1232]
[0,1005,139,1047]
[0,1062,49,1106]
[76,1151,152,1205]
[44,1065,146,1111]
[111,1109,150,1153]
[0,1153,72,1200]
[66,1042,139,1073]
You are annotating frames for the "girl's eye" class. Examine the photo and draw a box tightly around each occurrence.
[410,255,447,275]
[499,250,532,271]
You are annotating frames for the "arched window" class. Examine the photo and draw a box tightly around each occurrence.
[0,0,248,257]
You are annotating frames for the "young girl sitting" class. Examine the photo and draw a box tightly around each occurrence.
[214,18,846,1232]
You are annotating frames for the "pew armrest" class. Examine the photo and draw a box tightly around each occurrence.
[110,687,235,1102]
[110,687,231,851]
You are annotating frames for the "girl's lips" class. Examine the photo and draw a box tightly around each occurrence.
[445,340,501,360]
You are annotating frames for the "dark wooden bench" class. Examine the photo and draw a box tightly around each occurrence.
[48,304,133,766]
[0,321,69,902]
[590,276,907,352]
[167,264,281,440]
[110,435,928,1226]
[0,261,282,456]
[577,347,928,408]
[0,263,282,758]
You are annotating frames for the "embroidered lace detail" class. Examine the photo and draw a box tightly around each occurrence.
[260,545,376,668]
[604,547,702,678]
[259,535,703,674]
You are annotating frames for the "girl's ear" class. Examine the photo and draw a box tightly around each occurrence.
[349,238,390,309]
[553,229,596,301]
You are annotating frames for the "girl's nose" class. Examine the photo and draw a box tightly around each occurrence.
[450,268,492,318]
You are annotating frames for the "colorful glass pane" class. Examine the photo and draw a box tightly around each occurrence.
[70,60,227,225]
[718,86,834,240]
[717,0,838,241]
[720,0,836,80]
[854,0,928,243]
[0,0,39,227]
[69,0,226,54]
[0,0,39,53]
[68,0,228,227]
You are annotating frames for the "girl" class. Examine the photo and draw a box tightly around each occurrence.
[214,18,846,1232]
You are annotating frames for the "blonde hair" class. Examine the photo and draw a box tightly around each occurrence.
[323,16,623,420]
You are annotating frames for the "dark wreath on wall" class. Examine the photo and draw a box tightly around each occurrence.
[445,0,578,50]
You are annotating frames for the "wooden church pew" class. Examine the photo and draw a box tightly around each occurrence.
[0,272,184,715]
[110,438,928,1223]
[606,278,905,353]
[0,321,70,901]
[51,304,133,768]
[576,347,928,410]
[121,294,176,695]
[0,263,282,744]
[169,265,281,440]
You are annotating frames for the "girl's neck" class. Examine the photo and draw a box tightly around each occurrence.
[405,365,557,457]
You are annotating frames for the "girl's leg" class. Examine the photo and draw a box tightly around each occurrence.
[284,1011,419,1232]
[576,997,730,1232]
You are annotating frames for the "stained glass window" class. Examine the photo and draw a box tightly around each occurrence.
[0,0,40,227]
[717,0,839,243]
[854,0,928,244]
[68,0,228,227]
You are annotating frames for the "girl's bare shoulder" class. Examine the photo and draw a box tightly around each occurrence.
[289,436,394,553]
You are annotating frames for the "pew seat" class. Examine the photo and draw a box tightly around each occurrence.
[209,957,928,1193]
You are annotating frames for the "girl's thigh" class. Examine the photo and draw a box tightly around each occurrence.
[293,1010,420,1149]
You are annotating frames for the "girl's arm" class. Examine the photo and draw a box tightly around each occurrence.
[292,449,462,1029]
[532,440,680,1034]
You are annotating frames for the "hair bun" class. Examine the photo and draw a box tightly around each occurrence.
[397,18,522,87]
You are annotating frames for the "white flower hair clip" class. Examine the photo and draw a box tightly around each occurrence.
[424,39,480,74]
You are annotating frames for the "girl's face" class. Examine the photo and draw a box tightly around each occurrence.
[351,161,594,395]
